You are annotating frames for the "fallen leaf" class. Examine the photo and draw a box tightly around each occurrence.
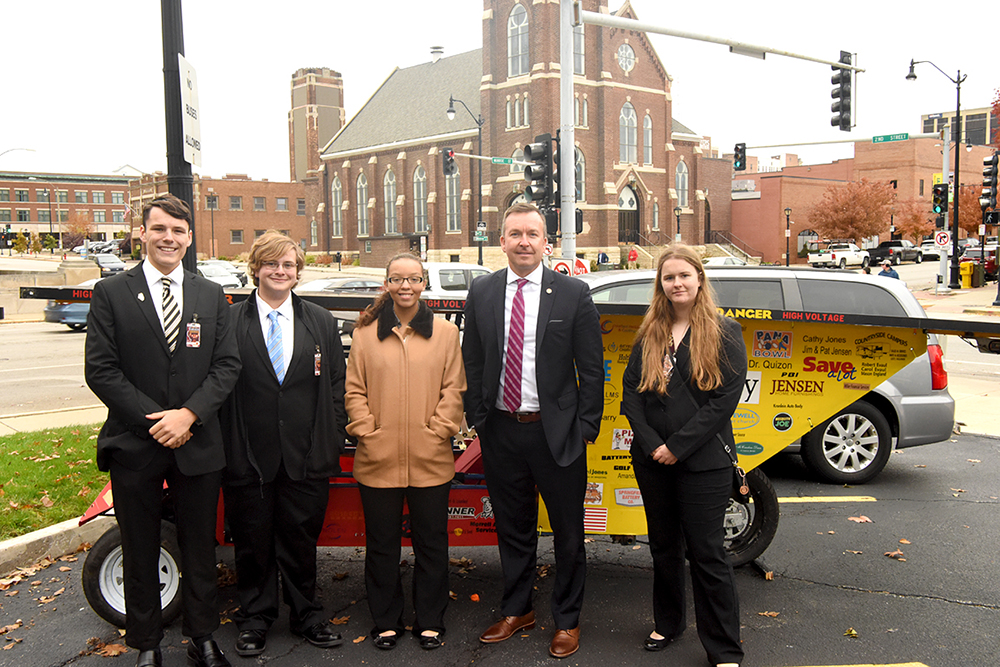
[331,616,349,625]
[4,591,18,597]
[899,538,911,545]
[968,459,981,463]
[352,636,366,644]
[59,566,71,572]
[71,430,80,436]
[951,488,966,493]
[913,464,926,468]
[848,515,873,523]
[30,581,41,587]
[845,550,863,555]
[1,621,23,634]
[884,549,906,561]
[470,593,480,602]
[844,627,858,638]
[78,487,91,497]
[828,531,836,535]
[632,544,641,550]
[332,571,348,581]
[448,590,458,600]
[537,564,551,578]
[584,538,594,543]
[764,570,774,581]
[757,611,779,617]
[97,643,129,657]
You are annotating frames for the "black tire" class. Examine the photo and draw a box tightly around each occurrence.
[801,400,892,484]
[915,252,923,264]
[892,254,900,265]
[861,257,870,269]
[82,520,182,628]
[67,323,86,331]
[838,258,847,269]
[724,467,779,567]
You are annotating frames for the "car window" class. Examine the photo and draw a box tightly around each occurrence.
[438,270,469,291]
[709,279,784,310]
[590,280,655,305]
[798,280,906,316]
[470,269,490,280]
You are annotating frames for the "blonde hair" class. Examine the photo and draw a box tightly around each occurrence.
[635,244,725,394]
[248,231,305,288]
[355,252,424,328]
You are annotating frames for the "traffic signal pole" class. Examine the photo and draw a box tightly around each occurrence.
[939,126,951,293]
[559,0,576,261]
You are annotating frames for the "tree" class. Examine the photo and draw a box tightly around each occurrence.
[13,232,28,254]
[63,212,93,250]
[30,234,43,254]
[808,178,895,242]
[991,87,999,149]
[892,198,934,243]
[43,234,57,253]
[958,185,983,237]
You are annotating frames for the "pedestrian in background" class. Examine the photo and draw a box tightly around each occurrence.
[222,231,347,658]
[878,260,900,279]
[345,252,466,651]
[621,244,746,667]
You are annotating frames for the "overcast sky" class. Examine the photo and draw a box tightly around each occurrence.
[1,0,995,182]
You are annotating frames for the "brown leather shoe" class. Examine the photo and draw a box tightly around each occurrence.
[549,627,580,658]
[479,611,536,643]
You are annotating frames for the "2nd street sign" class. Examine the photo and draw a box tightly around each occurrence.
[491,157,513,165]
[873,133,909,144]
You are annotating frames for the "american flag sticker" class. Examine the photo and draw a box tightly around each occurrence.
[583,507,609,533]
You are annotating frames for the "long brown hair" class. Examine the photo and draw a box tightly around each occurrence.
[355,252,423,328]
[635,244,724,394]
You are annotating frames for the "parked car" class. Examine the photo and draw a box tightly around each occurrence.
[703,256,747,266]
[197,259,247,286]
[575,266,954,484]
[957,237,980,252]
[960,244,999,279]
[807,242,870,269]
[421,262,492,300]
[197,263,241,289]
[869,239,922,265]
[296,276,385,335]
[44,278,101,330]
[89,253,126,277]
[919,241,945,259]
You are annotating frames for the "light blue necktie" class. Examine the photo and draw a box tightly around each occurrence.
[266,311,284,384]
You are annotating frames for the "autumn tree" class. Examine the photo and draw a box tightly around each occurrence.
[13,232,28,254]
[63,212,93,250]
[892,198,934,243]
[30,234,43,254]
[43,234,57,253]
[808,178,895,242]
[992,87,999,149]
[957,185,984,238]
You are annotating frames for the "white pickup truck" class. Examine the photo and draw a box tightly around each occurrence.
[808,243,870,269]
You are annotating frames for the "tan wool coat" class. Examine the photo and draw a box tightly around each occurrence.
[345,304,466,488]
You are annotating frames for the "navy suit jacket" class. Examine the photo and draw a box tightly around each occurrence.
[85,262,241,476]
[462,266,604,466]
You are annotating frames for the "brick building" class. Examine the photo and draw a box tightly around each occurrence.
[0,171,130,248]
[316,0,732,268]
[289,67,346,182]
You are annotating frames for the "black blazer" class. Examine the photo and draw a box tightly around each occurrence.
[462,266,605,466]
[85,262,241,476]
[621,317,747,471]
[222,292,348,484]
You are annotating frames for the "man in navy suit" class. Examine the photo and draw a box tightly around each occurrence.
[86,194,240,667]
[462,202,604,659]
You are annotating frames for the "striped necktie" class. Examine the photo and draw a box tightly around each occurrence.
[161,277,180,354]
[502,279,527,412]
[266,311,285,384]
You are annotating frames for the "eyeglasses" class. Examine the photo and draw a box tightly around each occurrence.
[261,261,297,271]
[387,276,425,285]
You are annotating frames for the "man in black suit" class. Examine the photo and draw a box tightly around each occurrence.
[221,231,347,657]
[463,202,604,659]
[86,194,241,667]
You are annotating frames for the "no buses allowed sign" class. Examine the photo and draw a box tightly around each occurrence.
[551,258,590,275]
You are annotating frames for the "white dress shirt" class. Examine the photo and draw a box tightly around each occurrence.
[255,291,295,375]
[142,260,185,334]
[496,263,543,412]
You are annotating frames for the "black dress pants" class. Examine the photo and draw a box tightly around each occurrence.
[632,457,744,665]
[109,448,221,651]
[224,464,329,633]
[358,481,451,635]
[479,413,587,630]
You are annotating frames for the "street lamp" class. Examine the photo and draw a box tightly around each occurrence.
[907,58,966,289]
[0,147,34,161]
[446,94,485,266]
[784,207,792,266]
[673,206,682,243]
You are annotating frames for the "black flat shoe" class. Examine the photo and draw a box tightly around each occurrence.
[418,631,445,650]
[643,634,672,652]
[371,631,398,650]
[136,648,161,667]
[235,629,266,657]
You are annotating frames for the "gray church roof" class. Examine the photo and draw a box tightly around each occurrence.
[672,118,696,135]
[322,49,482,157]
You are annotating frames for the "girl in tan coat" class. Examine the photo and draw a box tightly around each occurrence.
[345,253,466,651]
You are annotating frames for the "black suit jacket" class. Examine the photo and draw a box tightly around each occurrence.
[462,266,604,466]
[85,262,241,476]
[222,292,348,484]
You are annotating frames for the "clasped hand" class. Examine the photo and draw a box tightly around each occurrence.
[146,407,197,448]
[651,444,677,465]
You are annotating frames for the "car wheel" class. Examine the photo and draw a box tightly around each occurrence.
[915,252,922,264]
[801,400,892,484]
[892,254,900,266]
[82,520,182,628]
[838,258,847,269]
[861,257,870,269]
[724,467,779,567]
[67,323,86,331]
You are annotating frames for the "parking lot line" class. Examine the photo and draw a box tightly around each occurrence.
[777,496,877,503]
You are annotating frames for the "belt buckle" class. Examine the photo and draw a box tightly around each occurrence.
[515,412,528,423]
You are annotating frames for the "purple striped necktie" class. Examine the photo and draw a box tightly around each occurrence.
[502,278,527,412]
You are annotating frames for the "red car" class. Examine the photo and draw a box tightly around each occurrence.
[960,245,998,279]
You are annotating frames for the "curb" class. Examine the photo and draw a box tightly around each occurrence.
[0,515,115,575]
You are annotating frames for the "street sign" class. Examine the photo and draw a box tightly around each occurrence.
[476,221,486,230]
[491,157,513,165]
[872,133,909,144]
[473,231,487,242]
[935,231,950,247]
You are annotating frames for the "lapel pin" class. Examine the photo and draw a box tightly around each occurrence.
[546,288,553,294]
[138,292,145,301]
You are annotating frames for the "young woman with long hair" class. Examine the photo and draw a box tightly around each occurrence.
[621,244,747,667]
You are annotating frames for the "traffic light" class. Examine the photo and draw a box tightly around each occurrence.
[830,50,852,132]
[733,143,746,171]
[982,153,998,211]
[543,207,559,236]
[935,215,945,230]
[550,133,561,208]
[524,133,553,205]
[442,148,457,176]
[931,183,949,215]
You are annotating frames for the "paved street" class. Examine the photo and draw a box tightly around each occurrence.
[1,432,997,666]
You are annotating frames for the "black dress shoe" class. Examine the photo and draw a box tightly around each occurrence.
[187,638,231,667]
[136,648,161,667]
[235,630,267,657]
[293,622,343,648]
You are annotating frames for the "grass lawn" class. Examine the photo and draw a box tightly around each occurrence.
[0,423,108,542]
